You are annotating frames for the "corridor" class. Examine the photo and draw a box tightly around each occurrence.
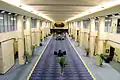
[0,0,120,80]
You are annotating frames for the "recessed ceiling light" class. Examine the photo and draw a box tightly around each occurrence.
[14,13,18,16]
[8,12,11,14]
[19,5,22,7]
[105,15,108,17]
[101,7,104,8]
[112,14,115,17]
[1,10,5,13]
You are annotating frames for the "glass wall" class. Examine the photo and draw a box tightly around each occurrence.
[0,13,17,33]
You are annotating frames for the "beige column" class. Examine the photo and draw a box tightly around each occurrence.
[41,21,45,41]
[44,22,46,37]
[96,16,105,65]
[47,22,49,35]
[46,22,48,35]
[74,21,77,41]
[50,22,52,29]
[46,22,50,35]
[69,23,70,35]
[48,22,50,34]
[70,23,72,35]
[88,18,95,56]
[71,22,73,35]
[17,15,25,64]
[26,17,32,55]
[68,23,70,35]
[36,19,40,46]
[79,20,83,46]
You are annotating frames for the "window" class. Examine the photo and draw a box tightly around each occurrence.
[117,19,120,33]
[0,13,3,33]
[83,20,90,28]
[0,12,17,33]
[77,21,81,28]
[105,18,112,32]
[95,19,98,31]
[8,14,11,32]
[31,18,37,28]
[3,13,8,32]
[14,16,17,30]
[10,15,14,31]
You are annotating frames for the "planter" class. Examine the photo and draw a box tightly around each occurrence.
[39,43,42,46]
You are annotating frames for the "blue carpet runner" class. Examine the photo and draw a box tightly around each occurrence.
[30,38,93,80]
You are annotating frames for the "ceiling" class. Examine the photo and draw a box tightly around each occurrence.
[20,0,115,22]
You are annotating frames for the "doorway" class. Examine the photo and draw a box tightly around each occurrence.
[109,46,115,61]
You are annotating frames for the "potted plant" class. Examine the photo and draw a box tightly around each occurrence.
[31,44,37,55]
[99,54,105,66]
[39,42,42,46]
[40,37,43,42]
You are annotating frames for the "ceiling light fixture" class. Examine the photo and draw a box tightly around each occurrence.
[14,13,18,16]
[1,10,5,13]
[8,12,11,14]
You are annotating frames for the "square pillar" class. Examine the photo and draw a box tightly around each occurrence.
[88,18,96,57]
[26,17,32,55]
[41,21,45,41]
[36,19,41,46]
[96,16,105,65]
[17,15,25,64]
[79,20,83,47]
[74,21,77,41]
[70,23,72,35]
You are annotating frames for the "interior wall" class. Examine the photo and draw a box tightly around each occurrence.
[0,31,18,73]
[0,39,14,74]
